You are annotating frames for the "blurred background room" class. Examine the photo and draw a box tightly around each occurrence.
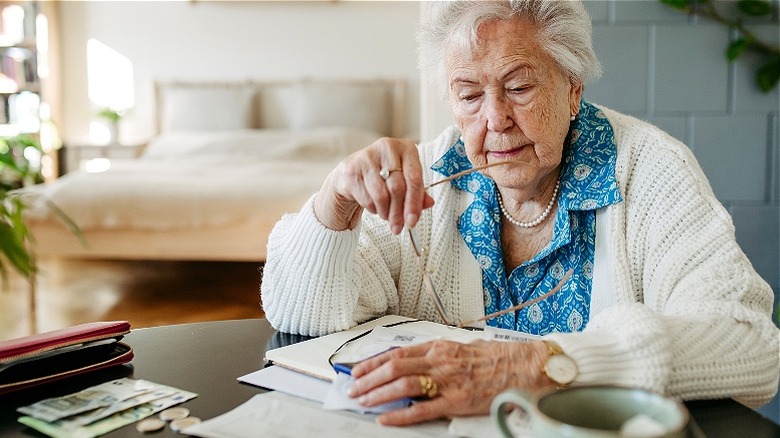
[0,3,776,420]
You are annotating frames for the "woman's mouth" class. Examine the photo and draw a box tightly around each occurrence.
[489,144,531,158]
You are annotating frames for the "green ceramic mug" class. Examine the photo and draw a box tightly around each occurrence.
[491,386,689,438]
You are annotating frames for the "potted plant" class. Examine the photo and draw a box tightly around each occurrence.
[97,107,125,145]
[0,134,80,290]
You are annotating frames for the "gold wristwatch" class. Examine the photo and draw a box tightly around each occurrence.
[542,340,578,386]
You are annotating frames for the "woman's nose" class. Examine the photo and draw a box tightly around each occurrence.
[484,94,514,133]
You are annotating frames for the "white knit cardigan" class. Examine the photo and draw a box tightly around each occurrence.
[261,106,780,406]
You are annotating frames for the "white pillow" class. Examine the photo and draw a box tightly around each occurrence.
[142,127,381,161]
[295,80,391,135]
[257,84,299,130]
[160,86,256,132]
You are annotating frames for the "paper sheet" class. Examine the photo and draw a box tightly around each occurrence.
[238,365,331,403]
[183,392,449,438]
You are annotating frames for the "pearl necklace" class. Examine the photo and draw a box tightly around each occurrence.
[497,180,560,228]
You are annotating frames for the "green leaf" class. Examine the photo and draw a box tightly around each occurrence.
[0,152,18,169]
[756,55,780,92]
[726,38,749,61]
[0,221,34,277]
[738,0,772,16]
[98,107,123,122]
[660,0,691,11]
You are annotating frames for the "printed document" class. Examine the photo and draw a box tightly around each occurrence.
[183,391,449,438]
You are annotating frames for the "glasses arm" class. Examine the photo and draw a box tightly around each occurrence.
[407,227,452,326]
[426,161,509,190]
[456,269,573,328]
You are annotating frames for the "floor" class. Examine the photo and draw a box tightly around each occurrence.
[0,257,264,340]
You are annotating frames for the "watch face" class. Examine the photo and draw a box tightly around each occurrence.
[546,354,578,385]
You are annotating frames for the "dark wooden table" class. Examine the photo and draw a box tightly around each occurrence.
[1,319,778,437]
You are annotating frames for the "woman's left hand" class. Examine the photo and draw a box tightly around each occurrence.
[347,339,554,426]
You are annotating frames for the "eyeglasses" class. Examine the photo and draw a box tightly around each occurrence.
[408,227,451,324]
[407,161,572,328]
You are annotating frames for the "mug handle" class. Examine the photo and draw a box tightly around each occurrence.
[491,389,534,438]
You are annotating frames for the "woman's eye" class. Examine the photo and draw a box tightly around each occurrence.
[461,94,480,102]
[509,86,529,93]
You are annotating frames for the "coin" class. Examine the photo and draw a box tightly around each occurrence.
[136,418,165,433]
[159,407,190,422]
[170,416,201,432]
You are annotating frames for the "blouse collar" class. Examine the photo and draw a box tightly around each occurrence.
[431,100,623,211]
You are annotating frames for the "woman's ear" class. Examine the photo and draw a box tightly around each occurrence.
[569,80,583,115]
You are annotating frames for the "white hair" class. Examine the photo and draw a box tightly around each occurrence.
[418,0,602,96]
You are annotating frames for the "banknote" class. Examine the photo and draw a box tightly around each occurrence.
[16,378,155,422]
[57,387,176,429]
[18,384,197,438]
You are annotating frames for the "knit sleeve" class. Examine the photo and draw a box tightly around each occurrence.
[548,112,779,406]
[260,127,465,336]
[260,194,403,336]
[546,300,779,406]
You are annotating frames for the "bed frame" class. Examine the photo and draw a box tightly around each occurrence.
[28,78,407,262]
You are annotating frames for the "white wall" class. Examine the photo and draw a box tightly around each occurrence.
[56,1,422,145]
[418,2,454,142]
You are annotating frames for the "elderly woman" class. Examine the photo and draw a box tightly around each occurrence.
[261,0,779,427]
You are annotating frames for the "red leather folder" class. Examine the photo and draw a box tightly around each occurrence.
[0,321,133,395]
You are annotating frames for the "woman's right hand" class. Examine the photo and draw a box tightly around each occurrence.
[314,137,435,235]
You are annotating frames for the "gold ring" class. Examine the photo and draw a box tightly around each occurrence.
[419,375,438,398]
[379,167,402,181]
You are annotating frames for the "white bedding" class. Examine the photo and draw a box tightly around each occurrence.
[24,127,381,232]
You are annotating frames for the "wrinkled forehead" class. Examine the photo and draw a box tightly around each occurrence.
[445,17,550,77]
[445,16,542,66]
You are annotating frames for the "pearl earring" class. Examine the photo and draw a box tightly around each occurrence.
[570,114,576,121]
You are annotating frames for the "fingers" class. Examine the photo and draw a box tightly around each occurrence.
[399,146,426,230]
[350,350,456,427]
[376,163,407,234]
[349,349,429,398]
[370,139,426,233]
[349,349,453,427]
[315,137,428,234]
[348,342,456,408]
[350,341,430,378]
[377,398,451,426]
[352,374,428,407]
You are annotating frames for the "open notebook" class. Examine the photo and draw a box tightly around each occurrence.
[263,315,485,382]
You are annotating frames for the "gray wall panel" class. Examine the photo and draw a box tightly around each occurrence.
[731,204,780,292]
[693,116,769,201]
[582,0,778,328]
[587,26,649,113]
[654,25,731,112]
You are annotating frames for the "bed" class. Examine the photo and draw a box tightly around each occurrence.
[22,78,407,261]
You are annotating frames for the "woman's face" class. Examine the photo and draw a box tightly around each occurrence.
[447,17,582,193]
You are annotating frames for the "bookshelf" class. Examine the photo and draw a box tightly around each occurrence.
[0,1,40,135]
[0,0,60,180]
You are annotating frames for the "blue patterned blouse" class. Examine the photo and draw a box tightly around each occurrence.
[430,101,623,335]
